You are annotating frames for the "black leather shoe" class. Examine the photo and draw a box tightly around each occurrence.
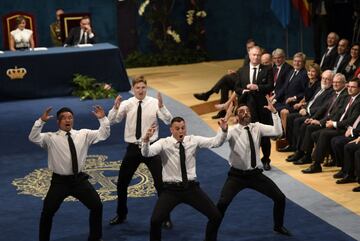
[352,186,360,192]
[278,145,295,152]
[109,215,126,225]
[333,170,345,179]
[193,93,209,101]
[274,226,291,236]
[286,151,304,162]
[293,155,312,165]
[336,175,356,184]
[262,162,271,171]
[211,110,226,119]
[162,219,173,230]
[302,164,322,174]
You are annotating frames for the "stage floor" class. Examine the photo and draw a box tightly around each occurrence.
[127,59,360,216]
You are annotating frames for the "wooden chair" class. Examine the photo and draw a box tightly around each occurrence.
[2,11,37,50]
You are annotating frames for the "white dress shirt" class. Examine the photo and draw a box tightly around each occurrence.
[10,28,33,48]
[141,130,227,182]
[225,113,282,170]
[28,117,110,175]
[108,96,172,143]
[79,29,94,44]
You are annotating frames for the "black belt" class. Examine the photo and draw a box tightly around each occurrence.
[229,167,263,177]
[163,180,198,189]
[52,172,88,181]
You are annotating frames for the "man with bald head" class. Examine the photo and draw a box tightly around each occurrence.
[333,38,350,74]
[261,53,272,66]
[320,32,339,71]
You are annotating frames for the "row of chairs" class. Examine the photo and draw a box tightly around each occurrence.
[2,11,90,50]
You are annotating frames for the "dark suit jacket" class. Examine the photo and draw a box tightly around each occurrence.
[235,64,274,123]
[273,62,293,97]
[319,90,349,126]
[308,87,334,116]
[65,27,96,46]
[275,68,309,104]
[312,88,348,120]
[335,53,351,74]
[336,95,360,129]
[320,47,338,71]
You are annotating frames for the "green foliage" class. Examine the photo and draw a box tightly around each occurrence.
[126,0,207,67]
[72,74,118,100]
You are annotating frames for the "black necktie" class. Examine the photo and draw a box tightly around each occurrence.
[136,101,142,140]
[326,93,338,116]
[179,142,188,184]
[244,126,256,168]
[252,67,257,83]
[66,132,78,174]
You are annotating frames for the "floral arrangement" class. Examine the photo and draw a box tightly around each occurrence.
[72,74,118,100]
[125,0,208,67]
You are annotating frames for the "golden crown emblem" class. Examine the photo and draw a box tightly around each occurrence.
[6,66,27,80]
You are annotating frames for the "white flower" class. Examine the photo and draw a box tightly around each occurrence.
[196,10,207,18]
[166,27,181,43]
[138,0,150,16]
[186,10,195,25]
[103,84,112,90]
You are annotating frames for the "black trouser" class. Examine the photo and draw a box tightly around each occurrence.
[150,181,221,241]
[116,143,163,217]
[39,172,102,241]
[301,124,323,152]
[215,168,286,231]
[331,135,354,167]
[343,142,360,176]
[211,74,237,104]
[311,128,344,165]
[355,149,360,182]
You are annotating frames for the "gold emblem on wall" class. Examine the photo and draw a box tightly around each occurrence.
[12,155,156,202]
[6,66,27,80]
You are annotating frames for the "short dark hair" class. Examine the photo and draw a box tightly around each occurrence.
[81,15,91,21]
[57,107,73,119]
[15,15,26,26]
[171,116,185,125]
[349,77,360,87]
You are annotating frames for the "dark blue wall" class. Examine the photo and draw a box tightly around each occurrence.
[0,0,313,60]
[205,0,313,60]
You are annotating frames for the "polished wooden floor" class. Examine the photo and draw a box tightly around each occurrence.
[127,59,360,215]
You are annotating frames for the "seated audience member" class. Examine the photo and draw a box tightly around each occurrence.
[273,52,309,133]
[342,43,360,81]
[193,39,256,119]
[260,52,272,66]
[50,8,64,46]
[302,78,360,173]
[9,15,35,51]
[271,48,293,100]
[333,38,350,74]
[352,139,360,192]
[64,16,96,46]
[331,116,360,178]
[284,73,347,163]
[319,32,339,71]
[280,69,334,153]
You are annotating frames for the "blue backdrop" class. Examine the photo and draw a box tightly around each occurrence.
[0,0,313,60]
